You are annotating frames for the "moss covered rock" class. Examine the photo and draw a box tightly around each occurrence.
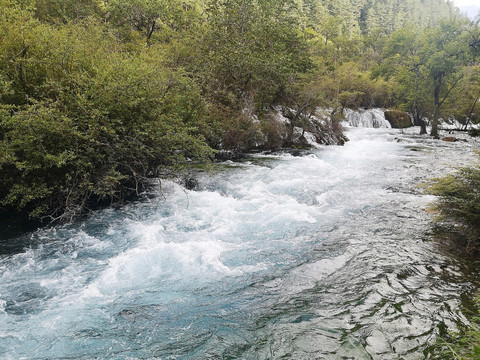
[384,110,413,128]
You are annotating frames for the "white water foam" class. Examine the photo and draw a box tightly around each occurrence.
[2,127,472,359]
[344,108,392,128]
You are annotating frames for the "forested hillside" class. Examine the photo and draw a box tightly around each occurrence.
[0,0,478,221]
[300,0,456,34]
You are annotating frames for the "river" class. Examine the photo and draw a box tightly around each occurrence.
[1,127,479,359]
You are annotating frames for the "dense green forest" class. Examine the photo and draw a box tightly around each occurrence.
[0,0,479,221]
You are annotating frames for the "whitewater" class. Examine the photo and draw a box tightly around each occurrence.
[1,125,479,359]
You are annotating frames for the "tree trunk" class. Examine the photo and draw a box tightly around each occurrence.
[412,100,427,134]
[463,97,479,130]
[146,19,156,46]
[430,72,444,138]
[419,119,427,135]
[431,106,439,138]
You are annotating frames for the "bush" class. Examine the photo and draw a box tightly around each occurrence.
[469,129,480,138]
[434,292,480,360]
[427,152,480,252]
[0,7,213,222]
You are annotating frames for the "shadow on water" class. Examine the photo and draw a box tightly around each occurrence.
[0,211,41,255]
[429,225,480,287]
[424,226,480,359]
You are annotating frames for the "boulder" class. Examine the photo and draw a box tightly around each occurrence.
[269,107,348,149]
[441,137,468,142]
[384,110,413,128]
[442,137,458,142]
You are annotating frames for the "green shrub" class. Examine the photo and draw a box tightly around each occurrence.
[434,293,480,360]
[427,152,480,252]
[469,129,480,138]
[0,4,213,222]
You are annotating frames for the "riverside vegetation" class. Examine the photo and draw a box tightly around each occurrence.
[428,151,480,359]
[1,0,480,222]
[2,0,480,357]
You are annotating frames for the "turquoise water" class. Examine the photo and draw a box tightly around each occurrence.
[1,128,478,359]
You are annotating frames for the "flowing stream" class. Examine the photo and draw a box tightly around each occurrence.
[1,127,480,359]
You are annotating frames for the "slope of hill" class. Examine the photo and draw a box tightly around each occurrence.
[301,0,457,34]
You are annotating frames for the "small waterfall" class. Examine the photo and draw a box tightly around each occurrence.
[344,108,392,128]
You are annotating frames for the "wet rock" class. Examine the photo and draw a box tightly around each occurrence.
[281,148,315,157]
[441,137,468,143]
[272,107,348,148]
[442,137,458,142]
[385,110,413,128]
[184,177,198,190]
[214,150,244,161]
[291,127,311,148]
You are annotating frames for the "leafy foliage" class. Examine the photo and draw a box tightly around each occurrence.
[0,2,212,221]
[301,0,456,35]
[427,153,480,252]
[378,19,474,135]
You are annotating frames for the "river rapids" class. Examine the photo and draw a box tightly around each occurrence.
[1,127,479,359]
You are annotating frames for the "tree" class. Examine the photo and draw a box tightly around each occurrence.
[442,64,480,129]
[425,20,470,137]
[380,20,471,136]
[189,0,311,149]
[0,2,212,221]
[105,0,203,45]
[34,0,105,23]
